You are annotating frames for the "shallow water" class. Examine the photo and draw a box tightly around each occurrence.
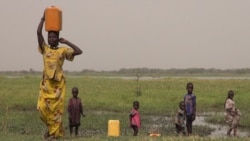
[83,110,249,137]
[194,113,249,137]
[146,112,249,137]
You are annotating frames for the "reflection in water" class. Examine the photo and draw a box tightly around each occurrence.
[194,114,249,137]
[147,113,249,137]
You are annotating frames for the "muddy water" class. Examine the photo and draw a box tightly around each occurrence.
[87,110,249,137]
[146,113,249,137]
[194,113,249,137]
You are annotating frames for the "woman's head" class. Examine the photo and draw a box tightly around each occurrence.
[48,31,60,47]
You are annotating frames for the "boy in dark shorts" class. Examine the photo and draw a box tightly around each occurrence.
[184,82,196,136]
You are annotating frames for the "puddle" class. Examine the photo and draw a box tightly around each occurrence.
[194,113,249,137]
[145,112,249,137]
[84,111,250,138]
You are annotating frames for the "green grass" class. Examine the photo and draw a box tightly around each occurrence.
[0,76,250,140]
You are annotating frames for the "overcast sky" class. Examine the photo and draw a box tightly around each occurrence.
[1,0,250,71]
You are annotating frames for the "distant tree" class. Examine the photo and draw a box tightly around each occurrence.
[135,73,142,97]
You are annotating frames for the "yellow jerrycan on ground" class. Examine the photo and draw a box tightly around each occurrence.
[45,6,62,31]
[108,120,120,137]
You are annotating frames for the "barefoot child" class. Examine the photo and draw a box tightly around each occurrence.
[184,82,196,136]
[175,101,186,135]
[129,101,141,136]
[67,87,85,137]
[224,90,241,137]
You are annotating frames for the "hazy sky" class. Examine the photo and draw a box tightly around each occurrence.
[1,0,250,71]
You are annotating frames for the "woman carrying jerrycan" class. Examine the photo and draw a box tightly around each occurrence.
[36,6,82,140]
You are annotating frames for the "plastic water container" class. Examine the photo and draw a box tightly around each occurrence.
[108,120,120,136]
[45,6,62,31]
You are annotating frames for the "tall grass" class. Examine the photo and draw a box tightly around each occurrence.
[0,76,250,140]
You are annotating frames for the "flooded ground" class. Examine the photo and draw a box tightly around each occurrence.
[90,76,250,80]
[144,112,249,138]
[194,114,249,138]
[77,111,250,138]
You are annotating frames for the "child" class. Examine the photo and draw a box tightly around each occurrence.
[175,101,186,136]
[224,90,241,137]
[129,101,141,136]
[67,87,85,137]
[184,82,196,136]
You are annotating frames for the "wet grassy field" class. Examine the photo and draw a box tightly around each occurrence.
[0,75,250,140]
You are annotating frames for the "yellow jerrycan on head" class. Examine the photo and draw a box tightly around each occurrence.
[45,6,62,32]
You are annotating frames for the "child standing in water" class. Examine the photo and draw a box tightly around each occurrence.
[184,82,196,136]
[129,101,141,136]
[67,87,85,137]
[224,90,241,137]
[175,101,186,136]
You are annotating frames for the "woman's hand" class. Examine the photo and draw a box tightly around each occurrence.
[59,38,82,55]
[59,38,68,44]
